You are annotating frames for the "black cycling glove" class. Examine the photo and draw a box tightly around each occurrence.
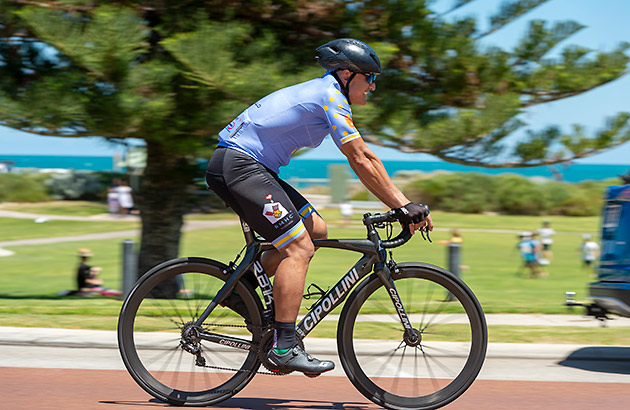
[396,202,430,226]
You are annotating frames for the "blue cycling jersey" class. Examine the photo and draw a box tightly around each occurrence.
[217,73,361,174]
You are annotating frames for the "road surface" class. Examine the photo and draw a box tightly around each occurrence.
[1,327,629,410]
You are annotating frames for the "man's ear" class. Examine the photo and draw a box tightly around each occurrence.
[336,69,351,84]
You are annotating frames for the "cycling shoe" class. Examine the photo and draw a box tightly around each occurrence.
[266,344,334,376]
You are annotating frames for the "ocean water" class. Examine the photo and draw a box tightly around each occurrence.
[2,154,627,185]
[279,159,630,185]
[1,155,115,172]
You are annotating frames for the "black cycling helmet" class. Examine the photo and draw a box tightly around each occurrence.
[316,38,381,74]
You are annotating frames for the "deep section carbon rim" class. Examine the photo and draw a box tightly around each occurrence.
[118,259,263,406]
[338,264,487,410]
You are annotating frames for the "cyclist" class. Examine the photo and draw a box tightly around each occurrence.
[206,38,433,376]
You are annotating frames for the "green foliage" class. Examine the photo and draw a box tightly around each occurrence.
[17,5,148,84]
[1,0,629,292]
[0,173,51,202]
[404,172,613,216]
[405,173,498,213]
[45,171,104,200]
[3,0,627,166]
[493,174,548,215]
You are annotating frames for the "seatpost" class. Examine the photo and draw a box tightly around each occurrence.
[240,218,256,246]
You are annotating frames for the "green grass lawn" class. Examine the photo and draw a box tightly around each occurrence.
[0,200,110,216]
[0,218,139,241]
[0,204,622,344]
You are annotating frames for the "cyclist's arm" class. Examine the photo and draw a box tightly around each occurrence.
[339,137,433,230]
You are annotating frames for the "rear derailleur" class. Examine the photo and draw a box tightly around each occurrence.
[180,321,206,366]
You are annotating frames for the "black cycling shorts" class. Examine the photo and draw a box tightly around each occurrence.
[205,147,316,249]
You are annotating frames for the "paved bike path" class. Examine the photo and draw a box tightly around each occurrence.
[2,326,630,384]
[2,366,629,410]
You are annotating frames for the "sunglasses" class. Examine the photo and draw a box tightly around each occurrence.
[363,73,378,84]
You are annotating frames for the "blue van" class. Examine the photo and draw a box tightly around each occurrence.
[587,184,630,318]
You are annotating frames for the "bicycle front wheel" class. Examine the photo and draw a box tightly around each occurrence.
[118,257,264,406]
[337,262,487,410]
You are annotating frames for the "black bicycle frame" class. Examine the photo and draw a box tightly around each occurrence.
[194,217,416,347]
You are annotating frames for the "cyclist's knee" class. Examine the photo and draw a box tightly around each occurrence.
[279,231,315,261]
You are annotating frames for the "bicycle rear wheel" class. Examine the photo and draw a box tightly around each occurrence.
[118,257,264,406]
[337,262,487,410]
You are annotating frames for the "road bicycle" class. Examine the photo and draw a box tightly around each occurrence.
[118,210,487,410]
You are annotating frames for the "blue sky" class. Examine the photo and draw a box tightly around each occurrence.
[1,0,629,165]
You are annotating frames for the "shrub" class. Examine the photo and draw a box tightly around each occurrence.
[45,171,104,200]
[0,173,52,202]
[494,174,549,215]
[404,173,498,213]
[402,172,608,216]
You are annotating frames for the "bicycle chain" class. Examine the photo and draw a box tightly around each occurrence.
[199,362,283,376]
[196,323,287,376]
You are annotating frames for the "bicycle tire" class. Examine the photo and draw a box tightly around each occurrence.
[118,257,264,406]
[337,262,487,410]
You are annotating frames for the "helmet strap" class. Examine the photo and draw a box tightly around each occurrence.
[331,70,357,105]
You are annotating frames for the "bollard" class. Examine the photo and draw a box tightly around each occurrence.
[122,239,138,299]
[446,242,461,301]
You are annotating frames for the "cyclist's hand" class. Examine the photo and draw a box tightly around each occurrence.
[396,203,432,235]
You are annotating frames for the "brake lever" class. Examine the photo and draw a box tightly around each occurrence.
[420,226,432,243]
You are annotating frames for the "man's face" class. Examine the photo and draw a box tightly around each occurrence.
[347,72,376,105]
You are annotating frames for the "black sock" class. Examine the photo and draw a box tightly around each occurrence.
[273,321,296,352]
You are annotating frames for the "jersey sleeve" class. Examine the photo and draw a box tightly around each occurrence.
[322,88,361,147]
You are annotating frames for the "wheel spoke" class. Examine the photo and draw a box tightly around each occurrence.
[119,261,263,406]
[339,265,487,410]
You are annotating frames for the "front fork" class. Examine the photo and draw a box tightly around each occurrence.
[374,260,421,345]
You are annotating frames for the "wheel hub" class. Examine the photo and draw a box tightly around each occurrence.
[403,328,422,347]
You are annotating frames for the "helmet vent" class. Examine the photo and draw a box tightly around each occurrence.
[316,38,381,74]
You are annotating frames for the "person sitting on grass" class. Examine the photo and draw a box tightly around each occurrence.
[61,248,121,297]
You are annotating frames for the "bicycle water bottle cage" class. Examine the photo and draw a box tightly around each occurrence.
[303,283,329,311]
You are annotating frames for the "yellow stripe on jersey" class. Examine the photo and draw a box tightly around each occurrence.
[340,132,361,144]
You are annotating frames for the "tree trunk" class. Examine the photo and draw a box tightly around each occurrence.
[137,140,195,297]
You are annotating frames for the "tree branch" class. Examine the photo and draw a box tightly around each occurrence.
[436,0,475,18]
[13,0,93,12]
[434,138,630,168]
[521,70,630,107]
[180,71,253,106]
[475,0,550,40]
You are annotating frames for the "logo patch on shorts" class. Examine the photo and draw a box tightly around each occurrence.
[263,194,288,223]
